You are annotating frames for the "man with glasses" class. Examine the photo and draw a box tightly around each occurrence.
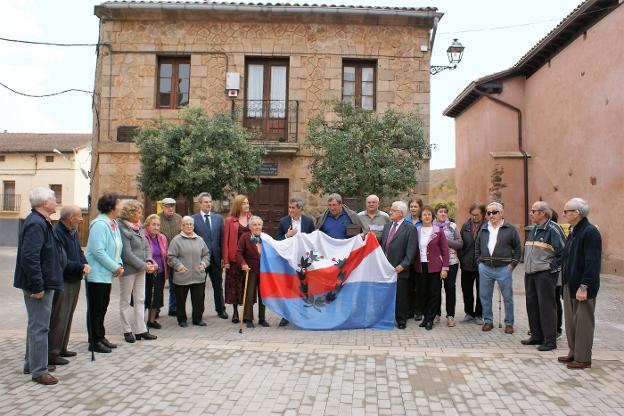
[558,198,601,369]
[475,202,521,334]
[521,201,566,351]
[459,203,486,324]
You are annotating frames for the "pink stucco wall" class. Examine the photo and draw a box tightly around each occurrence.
[454,5,624,274]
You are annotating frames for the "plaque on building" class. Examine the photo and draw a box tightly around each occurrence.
[253,162,278,176]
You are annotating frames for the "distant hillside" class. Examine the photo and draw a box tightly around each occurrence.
[429,168,456,218]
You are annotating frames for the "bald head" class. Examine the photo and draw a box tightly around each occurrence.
[60,205,83,228]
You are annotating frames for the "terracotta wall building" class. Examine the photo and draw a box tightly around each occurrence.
[445,0,624,274]
[91,1,440,232]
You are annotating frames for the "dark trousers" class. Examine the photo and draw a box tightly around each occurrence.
[167,266,176,312]
[242,271,266,321]
[395,277,411,325]
[49,279,81,358]
[420,263,442,324]
[525,270,558,346]
[174,283,205,323]
[437,263,458,317]
[412,268,426,316]
[86,282,111,344]
[207,260,225,314]
[461,269,482,318]
[556,285,563,334]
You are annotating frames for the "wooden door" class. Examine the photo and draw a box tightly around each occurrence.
[248,179,289,238]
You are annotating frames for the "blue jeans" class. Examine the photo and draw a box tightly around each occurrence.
[23,289,54,377]
[478,263,514,325]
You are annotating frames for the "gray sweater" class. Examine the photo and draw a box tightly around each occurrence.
[119,220,153,276]
[167,232,210,286]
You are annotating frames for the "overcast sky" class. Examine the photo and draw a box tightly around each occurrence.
[0,0,583,169]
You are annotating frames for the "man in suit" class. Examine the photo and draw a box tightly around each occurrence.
[380,201,418,329]
[275,196,315,326]
[192,192,228,320]
[275,197,315,241]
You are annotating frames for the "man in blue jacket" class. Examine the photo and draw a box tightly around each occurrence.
[192,192,227,321]
[559,197,601,369]
[49,205,90,365]
[14,187,64,385]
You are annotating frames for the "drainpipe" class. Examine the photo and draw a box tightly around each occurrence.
[474,88,530,236]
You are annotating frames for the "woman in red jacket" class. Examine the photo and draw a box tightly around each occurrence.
[222,195,252,323]
[413,206,449,330]
[237,216,268,328]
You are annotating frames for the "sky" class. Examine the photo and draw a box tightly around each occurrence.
[0,0,584,169]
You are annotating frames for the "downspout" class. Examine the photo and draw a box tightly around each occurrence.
[474,88,530,236]
[429,16,440,51]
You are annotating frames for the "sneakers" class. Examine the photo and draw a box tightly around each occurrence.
[474,316,484,325]
[447,316,456,327]
[461,314,475,323]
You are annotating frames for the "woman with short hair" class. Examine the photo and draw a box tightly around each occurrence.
[143,214,167,330]
[237,216,269,328]
[118,200,157,343]
[167,216,210,327]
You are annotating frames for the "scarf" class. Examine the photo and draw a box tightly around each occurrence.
[123,220,141,231]
[433,219,450,229]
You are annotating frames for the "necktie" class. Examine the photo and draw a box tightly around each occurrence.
[385,222,398,251]
[204,214,212,235]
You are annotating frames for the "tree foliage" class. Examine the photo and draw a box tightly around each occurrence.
[305,102,429,198]
[135,106,265,208]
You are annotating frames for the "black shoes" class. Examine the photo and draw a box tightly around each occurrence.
[425,322,433,330]
[245,320,254,328]
[101,338,117,349]
[232,317,240,324]
[258,320,270,327]
[147,321,162,329]
[89,341,112,353]
[398,323,406,329]
[124,332,136,343]
[538,344,557,351]
[48,356,69,365]
[168,310,177,317]
[193,320,207,326]
[418,321,427,328]
[414,314,423,322]
[521,338,543,346]
[60,351,77,357]
[178,321,188,328]
[136,332,157,340]
[279,318,290,327]
[218,312,229,319]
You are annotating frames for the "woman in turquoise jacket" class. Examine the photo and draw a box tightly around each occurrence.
[85,193,123,354]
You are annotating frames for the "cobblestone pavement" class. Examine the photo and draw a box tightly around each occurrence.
[1,247,623,415]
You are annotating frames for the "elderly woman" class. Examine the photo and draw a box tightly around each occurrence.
[433,203,463,327]
[118,200,158,343]
[237,216,269,328]
[143,214,167,330]
[413,206,449,331]
[167,216,210,327]
[85,193,123,353]
[222,195,252,323]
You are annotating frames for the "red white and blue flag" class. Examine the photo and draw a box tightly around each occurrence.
[259,231,397,330]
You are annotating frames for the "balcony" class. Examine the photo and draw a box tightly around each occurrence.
[232,99,300,155]
[1,194,20,212]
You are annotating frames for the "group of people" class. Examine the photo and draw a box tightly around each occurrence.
[14,186,601,385]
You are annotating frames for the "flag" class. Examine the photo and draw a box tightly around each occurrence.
[259,230,397,330]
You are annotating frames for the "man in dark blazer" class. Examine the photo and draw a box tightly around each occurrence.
[380,201,418,329]
[275,197,315,241]
[192,192,227,319]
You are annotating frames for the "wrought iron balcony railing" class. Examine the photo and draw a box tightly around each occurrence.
[231,99,299,143]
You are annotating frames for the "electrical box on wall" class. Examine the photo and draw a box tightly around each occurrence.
[226,72,240,91]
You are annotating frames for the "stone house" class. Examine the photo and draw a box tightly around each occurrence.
[444,0,623,274]
[91,1,440,234]
[0,133,91,245]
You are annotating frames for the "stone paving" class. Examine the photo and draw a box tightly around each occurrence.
[1,246,623,415]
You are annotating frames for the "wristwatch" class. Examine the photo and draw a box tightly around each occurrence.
[579,284,588,292]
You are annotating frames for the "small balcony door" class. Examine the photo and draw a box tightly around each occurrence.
[3,181,15,211]
[245,59,289,141]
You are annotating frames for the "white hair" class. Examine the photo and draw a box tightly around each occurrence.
[29,187,56,208]
[487,201,504,212]
[181,215,195,224]
[392,201,408,217]
[327,193,342,204]
[249,215,263,225]
[366,195,380,203]
[566,197,589,217]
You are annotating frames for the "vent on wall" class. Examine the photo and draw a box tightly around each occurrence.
[117,126,139,143]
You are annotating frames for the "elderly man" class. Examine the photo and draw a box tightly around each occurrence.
[49,205,90,366]
[358,194,390,241]
[380,201,417,329]
[559,198,601,369]
[276,196,315,241]
[14,187,64,385]
[191,192,227,320]
[459,203,486,324]
[475,202,521,334]
[522,201,566,351]
[316,193,367,239]
[159,197,182,317]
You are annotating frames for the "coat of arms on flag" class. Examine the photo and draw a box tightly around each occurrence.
[259,230,397,330]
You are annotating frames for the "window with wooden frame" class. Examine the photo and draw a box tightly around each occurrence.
[45,155,54,162]
[157,57,190,109]
[49,184,62,204]
[342,61,376,110]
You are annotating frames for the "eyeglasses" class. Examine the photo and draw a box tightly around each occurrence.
[530,209,544,213]
[486,210,499,216]
[563,209,578,214]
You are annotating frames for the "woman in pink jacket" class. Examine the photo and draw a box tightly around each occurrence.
[143,214,168,330]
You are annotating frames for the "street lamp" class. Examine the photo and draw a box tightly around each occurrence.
[430,38,465,75]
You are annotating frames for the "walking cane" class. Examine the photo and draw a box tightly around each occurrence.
[239,268,250,334]
[497,282,503,328]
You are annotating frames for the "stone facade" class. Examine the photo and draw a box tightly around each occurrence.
[92,4,438,217]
